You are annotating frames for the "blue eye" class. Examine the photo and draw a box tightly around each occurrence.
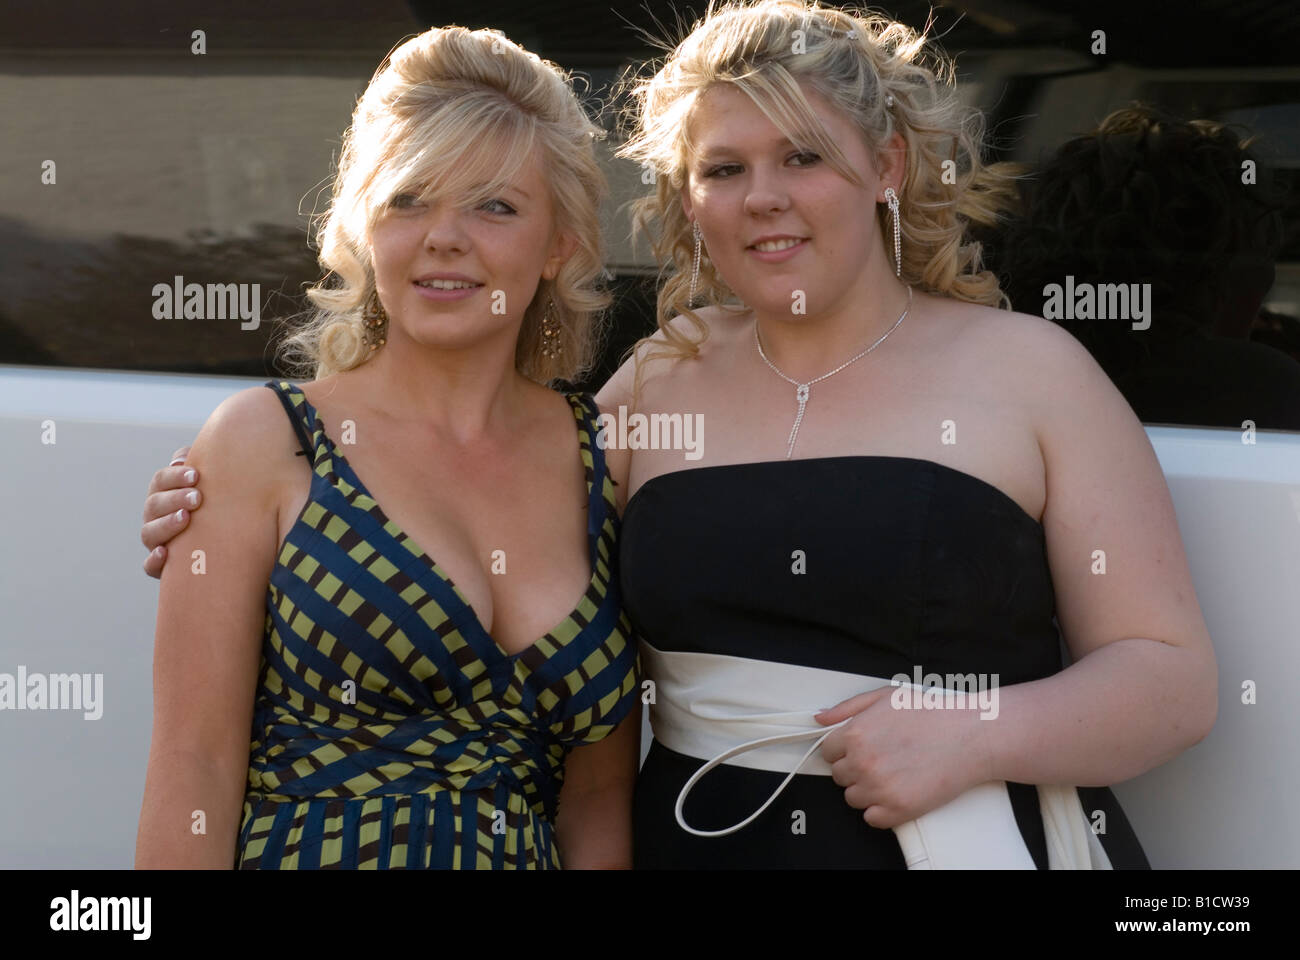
[388,193,421,209]
[703,164,740,179]
[480,198,517,215]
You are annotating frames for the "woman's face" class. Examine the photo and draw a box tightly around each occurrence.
[369,149,576,358]
[681,81,896,319]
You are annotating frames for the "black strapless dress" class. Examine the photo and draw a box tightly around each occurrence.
[621,456,1150,869]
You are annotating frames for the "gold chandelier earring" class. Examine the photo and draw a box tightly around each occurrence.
[541,297,562,359]
[362,289,388,351]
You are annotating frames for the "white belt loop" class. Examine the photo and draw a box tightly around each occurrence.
[674,719,852,836]
[642,643,1110,870]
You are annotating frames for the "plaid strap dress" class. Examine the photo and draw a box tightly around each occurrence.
[234,380,639,869]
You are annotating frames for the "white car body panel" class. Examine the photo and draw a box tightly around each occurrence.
[0,365,1296,867]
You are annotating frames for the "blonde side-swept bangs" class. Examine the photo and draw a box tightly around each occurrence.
[279,26,611,385]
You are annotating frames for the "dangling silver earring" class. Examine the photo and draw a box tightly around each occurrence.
[884,187,901,277]
[689,220,702,304]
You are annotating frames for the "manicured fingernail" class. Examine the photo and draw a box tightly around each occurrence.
[169,458,186,466]
[175,509,187,522]
[186,490,199,507]
[184,469,196,483]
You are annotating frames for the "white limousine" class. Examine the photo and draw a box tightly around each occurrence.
[0,362,1297,868]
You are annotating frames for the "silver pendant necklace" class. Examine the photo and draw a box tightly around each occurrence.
[755,285,912,459]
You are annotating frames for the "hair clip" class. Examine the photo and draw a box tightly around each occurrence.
[846,30,857,39]
[885,93,895,107]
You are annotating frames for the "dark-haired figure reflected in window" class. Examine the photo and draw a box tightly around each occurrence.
[991,105,1300,431]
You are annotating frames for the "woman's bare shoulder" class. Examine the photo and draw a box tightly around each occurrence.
[934,299,1136,458]
[935,299,1091,390]
[188,385,298,505]
[595,303,749,412]
[202,384,291,443]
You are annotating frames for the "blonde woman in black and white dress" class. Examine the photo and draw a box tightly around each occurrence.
[600,0,1214,868]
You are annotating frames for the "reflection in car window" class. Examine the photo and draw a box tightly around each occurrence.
[983,103,1300,431]
[2,2,1296,430]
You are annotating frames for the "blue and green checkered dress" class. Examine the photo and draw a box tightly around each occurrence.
[234,380,640,869]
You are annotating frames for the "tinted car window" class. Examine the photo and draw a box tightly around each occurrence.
[2,0,1296,425]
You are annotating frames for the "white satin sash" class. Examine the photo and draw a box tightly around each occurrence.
[642,644,1111,870]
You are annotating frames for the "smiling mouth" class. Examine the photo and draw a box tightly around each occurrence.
[414,279,483,290]
[748,237,808,252]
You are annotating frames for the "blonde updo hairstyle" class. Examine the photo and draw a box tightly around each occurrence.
[280,26,610,383]
[616,0,1018,371]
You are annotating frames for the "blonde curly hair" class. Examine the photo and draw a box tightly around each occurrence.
[279,25,611,383]
[615,0,1021,377]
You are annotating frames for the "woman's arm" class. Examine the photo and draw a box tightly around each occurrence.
[134,389,285,867]
[976,317,1217,786]
[552,706,642,869]
[817,316,1217,827]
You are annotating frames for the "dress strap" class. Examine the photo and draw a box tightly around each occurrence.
[564,391,613,527]
[264,380,315,461]
[566,393,604,476]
